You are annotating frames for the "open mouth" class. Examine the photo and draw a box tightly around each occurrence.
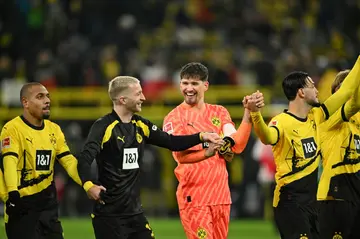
[43,106,50,112]
[185,92,196,97]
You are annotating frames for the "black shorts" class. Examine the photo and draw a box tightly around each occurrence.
[319,200,360,239]
[274,202,319,239]
[5,205,63,239]
[92,213,155,239]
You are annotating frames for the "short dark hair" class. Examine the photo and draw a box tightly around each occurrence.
[20,82,42,103]
[180,62,209,81]
[331,70,350,94]
[282,71,310,101]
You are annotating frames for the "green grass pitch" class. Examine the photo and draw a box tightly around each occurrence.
[0,218,279,239]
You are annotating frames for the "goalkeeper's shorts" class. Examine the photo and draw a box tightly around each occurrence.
[179,204,230,239]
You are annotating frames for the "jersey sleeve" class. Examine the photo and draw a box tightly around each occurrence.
[1,123,20,192]
[316,56,360,123]
[141,117,202,151]
[163,110,202,151]
[1,124,20,159]
[320,98,359,131]
[219,106,234,127]
[0,167,7,202]
[163,111,208,163]
[250,112,282,145]
[77,118,107,190]
[54,124,71,158]
[53,124,82,186]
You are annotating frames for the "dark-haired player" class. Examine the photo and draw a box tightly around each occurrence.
[245,56,360,239]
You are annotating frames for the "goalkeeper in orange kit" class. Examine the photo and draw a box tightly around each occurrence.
[163,62,263,239]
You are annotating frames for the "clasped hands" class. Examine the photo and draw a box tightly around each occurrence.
[201,132,235,162]
[243,90,265,111]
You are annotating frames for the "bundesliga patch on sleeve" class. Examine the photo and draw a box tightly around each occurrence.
[1,137,10,149]
[269,120,278,126]
[163,122,174,134]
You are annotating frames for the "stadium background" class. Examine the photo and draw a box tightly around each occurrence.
[0,0,358,238]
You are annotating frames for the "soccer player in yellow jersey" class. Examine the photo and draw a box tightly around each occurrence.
[245,56,360,239]
[318,70,360,239]
[0,82,83,239]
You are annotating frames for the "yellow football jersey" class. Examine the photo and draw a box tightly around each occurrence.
[318,107,360,202]
[1,116,73,197]
[269,108,324,207]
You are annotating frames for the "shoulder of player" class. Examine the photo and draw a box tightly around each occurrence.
[132,114,152,126]
[164,105,183,121]
[2,116,22,132]
[206,103,226,111]
[268,113,284,126]
[92,113,117,128]
[45,120,61,130]
[348,112,360,124]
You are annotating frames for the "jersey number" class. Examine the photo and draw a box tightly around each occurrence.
[123,148,139,170]
[36,150,52,171]
[354,134,360,154]
[301,137,317,158]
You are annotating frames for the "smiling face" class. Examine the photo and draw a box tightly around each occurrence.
[121,82,146,113]
[180,77,209,106]
[22,84,51,120]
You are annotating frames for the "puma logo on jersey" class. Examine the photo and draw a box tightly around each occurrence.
[26,137,33,144]
[293,130,299,134]
[117,136,125,143]
[187,123,194,127]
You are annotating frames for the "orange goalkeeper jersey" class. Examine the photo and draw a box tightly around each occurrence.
[163,103,234,209]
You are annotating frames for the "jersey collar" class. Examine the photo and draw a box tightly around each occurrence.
[111,110,135,123]
[20,115,45,130]
[283,110,307,122]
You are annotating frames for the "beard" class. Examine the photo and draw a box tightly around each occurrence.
[308,101,321,107]
[42,112,50,119]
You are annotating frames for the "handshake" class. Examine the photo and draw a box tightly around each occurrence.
[200,132,235,162]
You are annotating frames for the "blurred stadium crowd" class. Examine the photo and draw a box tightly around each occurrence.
[0,0,359,219]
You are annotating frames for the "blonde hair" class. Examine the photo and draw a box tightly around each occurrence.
[331,70,350,94]
[108,76,140,101]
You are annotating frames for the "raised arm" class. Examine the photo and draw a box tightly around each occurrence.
[250,111,280,145]
[244,92,280,145]
[229,107,252,153]
[321,56,360,121]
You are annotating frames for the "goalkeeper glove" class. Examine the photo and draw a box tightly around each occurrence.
[219,136,235,155]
